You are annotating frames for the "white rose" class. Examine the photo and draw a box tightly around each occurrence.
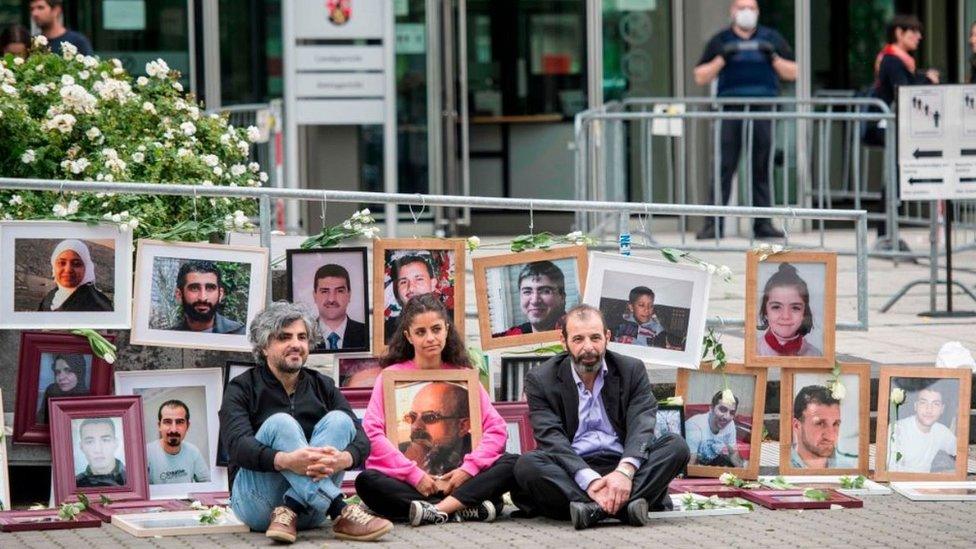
[180,121,196,136]
[132,152,145,163]
[13,57,23,66]
[249,162,260,173]
[830,382,847,400]
[890,388,905,405]
[172,81,183,91]
[8,195,23,205]
[86,127,102,140]
[230,164,246,177]
[142,101,156,114]
[259,172,268,183]
[66,199,80,215]
[720,388,736,407]
[61,74,75,86]
[212,166,223,177]
[20,150,35,164]
[78,70,90,80]
[61,42,78,59]
[716,265,732,280]
[467,236,481,249]
[246,125,261,142]
[137,76,148,86]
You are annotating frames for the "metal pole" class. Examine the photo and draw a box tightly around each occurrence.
[259,194,273,305]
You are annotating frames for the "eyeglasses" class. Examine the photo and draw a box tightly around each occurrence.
[403,411,463,425]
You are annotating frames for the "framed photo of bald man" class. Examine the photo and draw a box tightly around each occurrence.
[472,247,588,350]
[287,247,370,354]
[372,239,466,355]
[779,363,869,476]
[382,369,483,476]
[130,240,269,352]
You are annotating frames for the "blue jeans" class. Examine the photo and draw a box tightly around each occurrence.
[230,411,354,531]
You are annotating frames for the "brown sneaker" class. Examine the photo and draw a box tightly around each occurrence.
[332,503,393,542]
[266,506,298,544]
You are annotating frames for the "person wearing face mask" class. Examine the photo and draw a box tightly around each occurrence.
[38,239,113,312]
[693,0,797,241]
[513,304,689,530]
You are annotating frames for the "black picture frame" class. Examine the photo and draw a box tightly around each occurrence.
[499,355,551,402]
[656,404,687,477]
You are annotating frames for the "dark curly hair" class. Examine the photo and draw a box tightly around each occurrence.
[758,262,814,336]
[380,293,471,368]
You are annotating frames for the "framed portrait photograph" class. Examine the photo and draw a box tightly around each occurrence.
[372,238,466,355]
[382,369,483,476]
[0,220,133,329]
[890,481,976,501]
[339,356,384,390]
[874,367,971,482]
[0,508,103,532]
[655,404,686,440]
[287,247,370,354]
[130,240,269,352]
[14,332,115,444]
[472,247,588,350]
[115,368,227,499]
[742,489,862,510]
[111,509,248,537]
[499,355,551,402]
[223,360,254,387]
[87,499,190,522]
[778,363,870,476]
[49,395,149,504]
[676,363,767,479]
[339,389,371,496]
[744,251,837,368]
[582,252,711,369]
[494,401,536,455]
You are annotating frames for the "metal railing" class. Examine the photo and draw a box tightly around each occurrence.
[0,176,870,331]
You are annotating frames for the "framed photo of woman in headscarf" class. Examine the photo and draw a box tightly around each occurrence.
[0,221,133,329]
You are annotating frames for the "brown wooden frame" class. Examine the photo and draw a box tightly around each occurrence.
[667,478,746,497]
[185,492,231,507]
[371,238,466,355]
[0,509,102,532]
[778,363,870,476]
[874,366,972,482]
[742,489,863,510]
[494,401,536,454]
[87,499,190,522]
[471,247,588,350]
[744,251,837,368]
[676,362,767,480]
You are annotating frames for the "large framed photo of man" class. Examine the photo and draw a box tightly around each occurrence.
[130,240,268,352]
[115,368,227,499]
[779,363,869,476]
[372,239,466,354]
[382,369,483,476]
[0,221,133,329]
[676,363,767,479]
[472,247,587,350]
[286,247,370,354]
[582,252,711,369]
[874,367,971,482]
[745,251,836,368]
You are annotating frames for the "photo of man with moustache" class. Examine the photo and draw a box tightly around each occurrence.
[146,399,211,485]
[168,260,245,335]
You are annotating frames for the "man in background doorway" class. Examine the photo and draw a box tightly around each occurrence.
[29,0,93,56]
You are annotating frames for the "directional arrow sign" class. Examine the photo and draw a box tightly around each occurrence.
[908,177,944,185]
[913,149,943,158]
[961,149,976,156]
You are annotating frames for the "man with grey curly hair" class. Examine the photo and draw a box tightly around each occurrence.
[219,301,392,543]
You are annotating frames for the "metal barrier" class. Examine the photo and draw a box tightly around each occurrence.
[0,176,869,331]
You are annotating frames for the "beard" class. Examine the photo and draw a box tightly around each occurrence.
[271,354,304,374]
[570,350,603,374]
[183,299,218,322]
[166,435,182,447]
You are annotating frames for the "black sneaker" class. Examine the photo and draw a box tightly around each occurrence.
[753,222,785,239]
[622,498,649,527]
[409,500,448,526]
[451,500,496,523]
[569,501,608,530]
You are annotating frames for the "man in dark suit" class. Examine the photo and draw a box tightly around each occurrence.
[312,264,367,351]
[513,304,689,530]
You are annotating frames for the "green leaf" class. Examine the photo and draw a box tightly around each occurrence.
[802,488,829,502]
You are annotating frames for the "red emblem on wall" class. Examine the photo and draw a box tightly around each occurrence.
[327,0,351,26]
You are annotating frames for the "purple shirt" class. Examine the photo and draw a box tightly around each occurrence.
[571,361,643,490]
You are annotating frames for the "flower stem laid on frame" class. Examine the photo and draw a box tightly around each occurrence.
[802,488,829,501]
[301,209,379,249]
[838,475,866,489]
[510,231,594,253]
[660,248,733,282]
[71,329,116,364]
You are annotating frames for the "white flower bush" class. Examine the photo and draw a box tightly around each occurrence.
[0,44,267,239]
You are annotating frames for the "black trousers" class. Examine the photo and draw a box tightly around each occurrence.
[512,433,689,521]
[355,453,519,522]
[707,104,773,228]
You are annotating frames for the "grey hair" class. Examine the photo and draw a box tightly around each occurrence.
[248,301,322,365]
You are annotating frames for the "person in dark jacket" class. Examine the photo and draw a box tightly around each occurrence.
[38,239,113,312]
[29,0,93,56]
[38,353,90,424]
[218,301,391,544]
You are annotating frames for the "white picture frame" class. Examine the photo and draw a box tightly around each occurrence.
[129,240,269,352]
[648,494,752,519]
[0,221,133,329]
[762,475,892,496]
[890,481,976,501]
[111,509,248,537]
[582,252,711,369]
[114,368,227,499]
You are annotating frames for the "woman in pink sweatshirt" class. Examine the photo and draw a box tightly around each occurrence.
[355,294,518,526]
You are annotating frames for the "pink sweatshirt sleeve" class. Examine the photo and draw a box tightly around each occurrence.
[459,384,508,478]
[362,372,427,487]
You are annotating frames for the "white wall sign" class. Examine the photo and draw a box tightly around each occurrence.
[898,84,976,200]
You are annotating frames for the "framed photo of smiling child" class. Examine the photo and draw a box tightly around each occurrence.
[745,251,836,368]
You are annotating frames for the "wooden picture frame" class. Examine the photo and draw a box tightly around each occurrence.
[744,251,837,368]
[382,369,483,475]
[87,499,190,522]
[286,246,371,354]
[14,332,116,444]
[652,493,752,519]
[778,363,870,476]
[890,481,976,501]
[499,355,551,402]
[49,395,150,504]
[338,356,383,392]
[186,491,232,507]
[676,362,767,479]
[667,478,746,497]
[0,509,102,532]
[494,401,535,455]
[472,247,588,350]
[339,388,372,496]
[874,366,971,481]
[742,489,863,510]
[111,509,249,537]
[371,238,466,355]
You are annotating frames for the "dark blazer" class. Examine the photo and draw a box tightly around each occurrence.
[524,350,657,477]
[317,317,368,351]
[38,283,113,312]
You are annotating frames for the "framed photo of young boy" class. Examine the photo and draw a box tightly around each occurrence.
[382,369,483,476]
[286,247,370,354]
[0,220,133,329]
[582,252,711,369]
[372,239,466,355]
[14,331,116,444]
[129,240,269,352]
[779,363,870,476]
[472,247,588,350]
[874,366,971,482]
[676,363,767,480]
[744,251,837,368]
